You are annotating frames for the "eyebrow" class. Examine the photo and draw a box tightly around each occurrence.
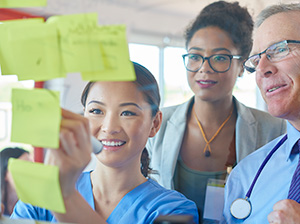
[87,100,105,106]
[120,102,142,110]
[87,100,142,110]
[188,47,232,54]
[252,41,281,55]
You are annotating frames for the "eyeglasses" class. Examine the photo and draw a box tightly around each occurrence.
[244,40,300,73]
[182,53,242,73]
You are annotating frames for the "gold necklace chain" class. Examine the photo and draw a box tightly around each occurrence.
[193,107,233,157]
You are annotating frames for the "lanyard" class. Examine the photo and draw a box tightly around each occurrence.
[230,134,287,220]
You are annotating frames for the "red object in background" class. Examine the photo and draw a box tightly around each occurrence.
[34,82,45,163]
[0,8,42,20]
[0,9,46,162]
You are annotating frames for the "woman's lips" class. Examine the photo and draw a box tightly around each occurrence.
[196,80,217,88]
[101,140,126,151]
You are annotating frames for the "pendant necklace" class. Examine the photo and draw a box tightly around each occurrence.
[193,107,233,157]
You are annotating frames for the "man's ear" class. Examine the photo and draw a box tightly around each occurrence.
[149,111,162,138]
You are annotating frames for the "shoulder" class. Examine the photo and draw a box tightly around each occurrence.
[161,99,191,121]
[11,200,54,222]
[233,135,285,175]
[143,179,199,221]
[235,98,286,128]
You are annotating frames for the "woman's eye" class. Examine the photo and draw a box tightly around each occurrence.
[213,55,228,62]
[89,108,102,114]
[189,54,201,61]
[121,111,136,116]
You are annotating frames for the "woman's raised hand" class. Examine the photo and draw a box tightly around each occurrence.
[45,108,92,199]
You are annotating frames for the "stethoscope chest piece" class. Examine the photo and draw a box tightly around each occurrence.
[230,198,251,219]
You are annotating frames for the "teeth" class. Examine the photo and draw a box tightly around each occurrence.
[268,86,280,92]
[101,141,124,146]
[199,81,215,84]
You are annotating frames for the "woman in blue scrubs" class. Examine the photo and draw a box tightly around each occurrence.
[11,62,199,223]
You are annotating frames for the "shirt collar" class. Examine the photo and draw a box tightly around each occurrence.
[285,121,300,161]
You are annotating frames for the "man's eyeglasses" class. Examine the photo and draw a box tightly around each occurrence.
[182,53,242,73]
[244,40,300,73]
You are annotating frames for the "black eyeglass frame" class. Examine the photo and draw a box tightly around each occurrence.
[182,53,242,73]
[243,40,300,73]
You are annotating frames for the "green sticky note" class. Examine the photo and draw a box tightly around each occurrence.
[81,25,136,81]
[11,88,61,148]
[47,13,104,73]
[0,0,47,8]
[8,158,65,213]
[0,20,65,81]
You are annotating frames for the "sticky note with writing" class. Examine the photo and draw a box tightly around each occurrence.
[8,158,65,213]
[0,20,65,81]
[10,88,61,148]
[81,24,135,81]
[47,13,104,73]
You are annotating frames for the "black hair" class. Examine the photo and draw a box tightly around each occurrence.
[0,147,29,215]
[185,1,254,60]
[81,62,160,178]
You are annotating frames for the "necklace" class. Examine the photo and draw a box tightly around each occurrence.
[193,107,233,157]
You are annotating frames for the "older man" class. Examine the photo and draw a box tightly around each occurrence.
[223,3,300,223]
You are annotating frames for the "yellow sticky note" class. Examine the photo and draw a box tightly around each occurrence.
[8,158,65,213]
[0,0,47,8]
[81,25,136,81]
[10,88,61,148]
[1,17,45,24]
[47,13,104,73]
[0,20,65,81]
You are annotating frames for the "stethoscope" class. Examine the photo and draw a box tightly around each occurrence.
[230,134,288,220]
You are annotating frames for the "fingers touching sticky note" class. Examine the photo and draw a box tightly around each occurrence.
[8,158,65,214]
[10,88,61,148]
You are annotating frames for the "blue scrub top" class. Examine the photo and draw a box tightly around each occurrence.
[11,171,199,223]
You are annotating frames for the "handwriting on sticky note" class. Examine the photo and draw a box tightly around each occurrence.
[8,158,65,213]
[81,25,136,81]
[47,13,104,73]
[10,88,61,148]
[0,13,134,82]
[0,19,65,81]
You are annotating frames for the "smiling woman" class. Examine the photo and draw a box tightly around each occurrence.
[146,1,287,223]
[10,61,199,224]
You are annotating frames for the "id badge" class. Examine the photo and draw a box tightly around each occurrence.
[203,178,225,221]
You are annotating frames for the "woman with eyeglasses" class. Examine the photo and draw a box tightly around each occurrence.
[146,1,286,223]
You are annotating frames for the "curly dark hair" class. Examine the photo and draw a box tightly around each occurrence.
[185,1,254,60]
[81,62,160,178]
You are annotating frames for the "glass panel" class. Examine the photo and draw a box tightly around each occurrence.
[233,72,257,108]
[128,43,160,83]
[164,46,193,107]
